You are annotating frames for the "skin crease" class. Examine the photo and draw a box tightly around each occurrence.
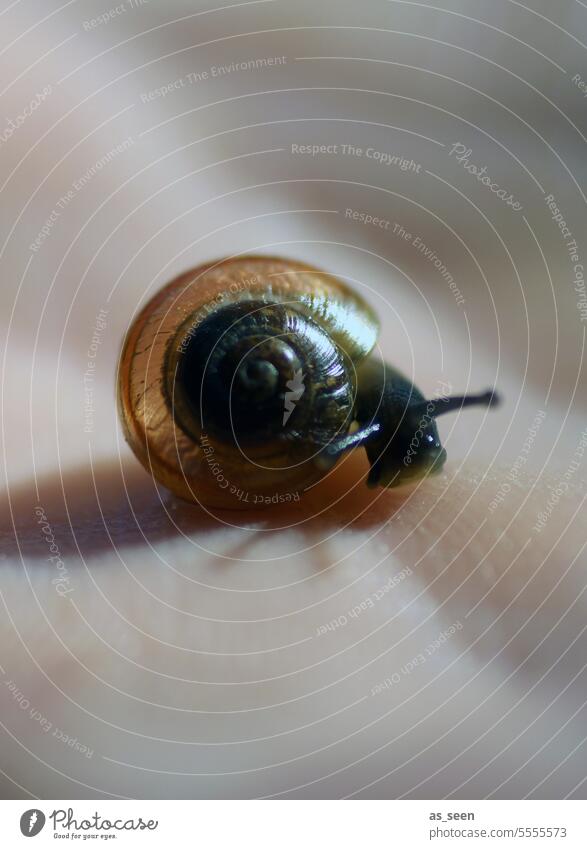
[1,0,586,802]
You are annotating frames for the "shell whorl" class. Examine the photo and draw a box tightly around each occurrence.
[118,256,379,507]
[166,299,355,466]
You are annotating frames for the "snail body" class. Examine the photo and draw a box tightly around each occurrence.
[118,255,498,508]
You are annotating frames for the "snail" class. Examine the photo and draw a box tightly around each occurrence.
[118,255,499,508]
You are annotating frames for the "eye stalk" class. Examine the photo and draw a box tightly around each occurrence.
[409,388,500,420]
[320,358,501,488]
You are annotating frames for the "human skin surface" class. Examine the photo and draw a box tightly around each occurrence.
[1,0,586,799]
[1,455,585,798]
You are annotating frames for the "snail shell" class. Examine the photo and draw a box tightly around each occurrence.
[117,256,379,508]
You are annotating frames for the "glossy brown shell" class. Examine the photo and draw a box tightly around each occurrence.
[117,255,379,508]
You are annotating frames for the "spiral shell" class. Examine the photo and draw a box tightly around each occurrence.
[117,256,379,508]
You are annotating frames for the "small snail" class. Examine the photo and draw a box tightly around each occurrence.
[118,256,499,508]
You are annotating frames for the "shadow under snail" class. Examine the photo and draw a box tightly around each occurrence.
[118,255,499,509]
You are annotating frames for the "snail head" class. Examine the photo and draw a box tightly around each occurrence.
[365,389,499,488]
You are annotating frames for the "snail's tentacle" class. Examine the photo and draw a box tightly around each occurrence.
[410,389,501,419]
[316,421,382,468]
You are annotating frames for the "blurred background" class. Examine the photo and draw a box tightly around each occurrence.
[0,0,586,799]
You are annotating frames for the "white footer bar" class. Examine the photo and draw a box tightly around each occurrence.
[0,799,584,848]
